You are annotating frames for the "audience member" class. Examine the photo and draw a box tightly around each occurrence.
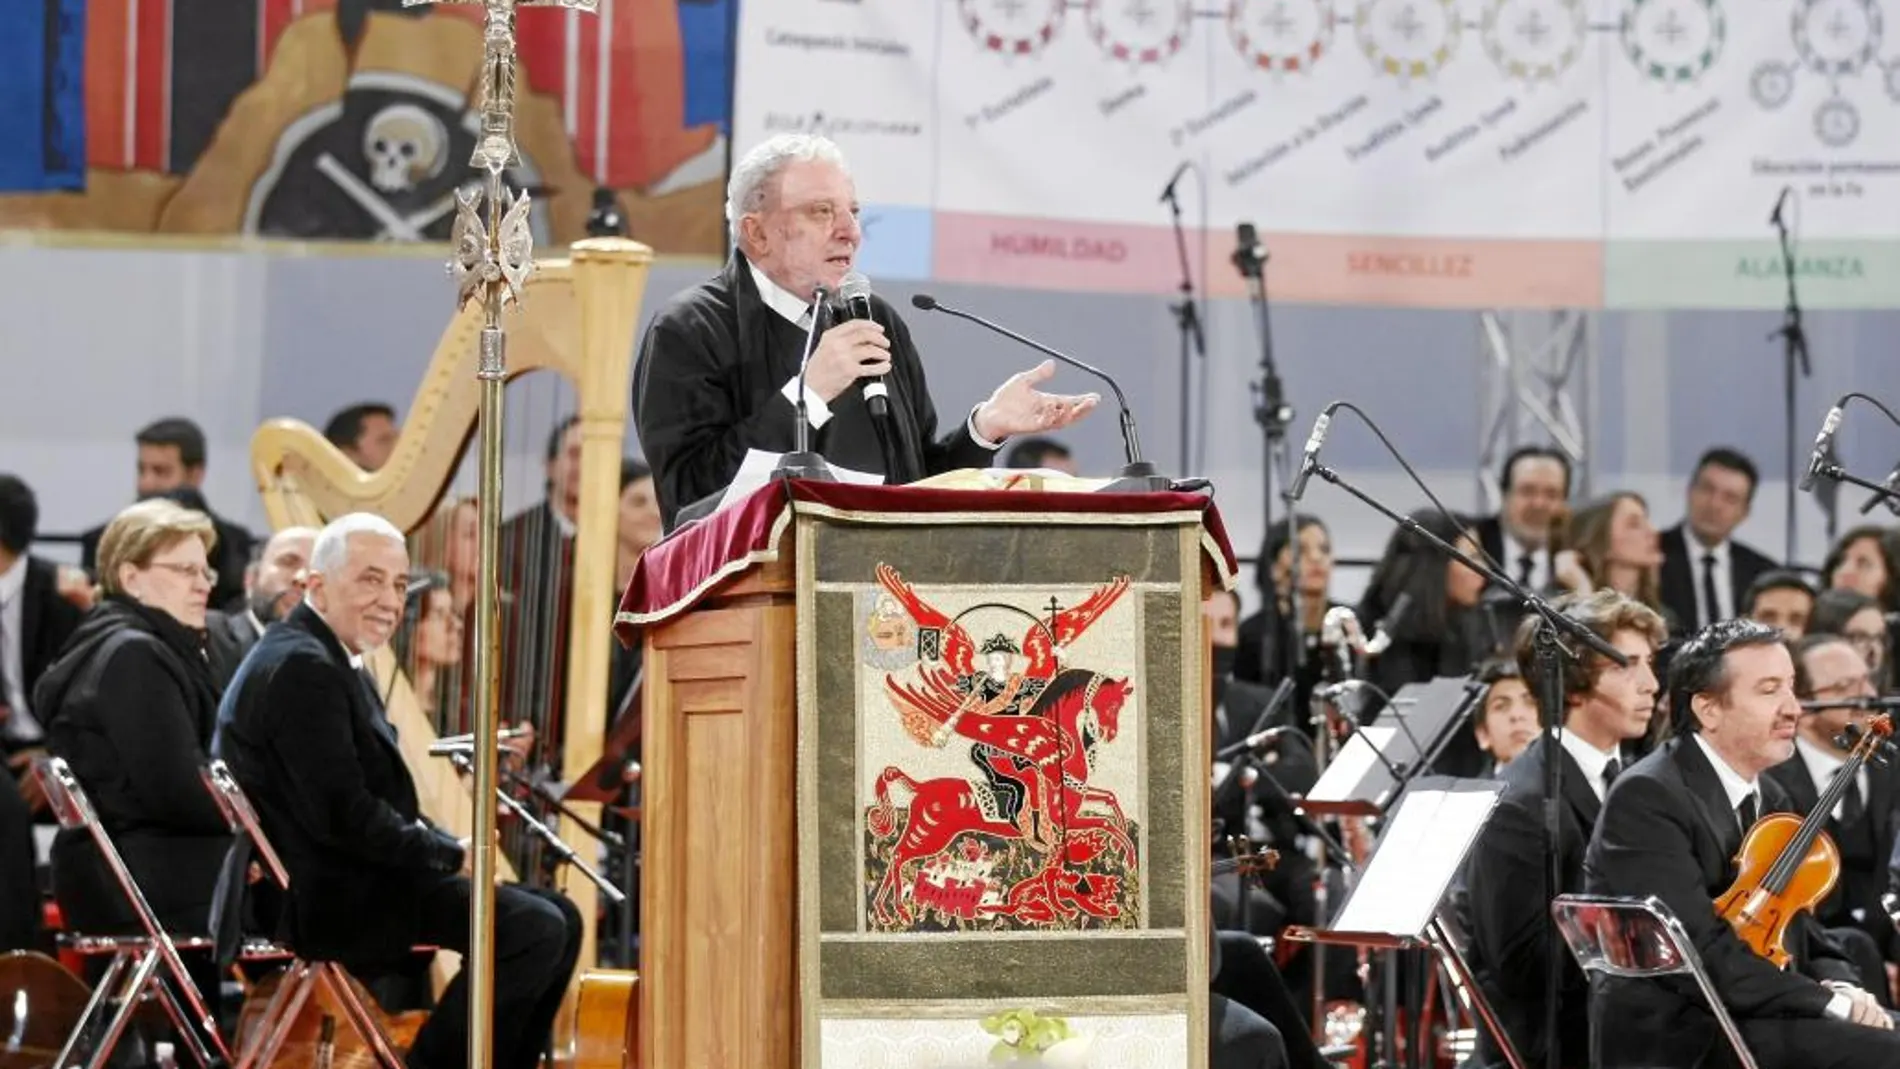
[1660,448,1777,633]
[1001,435,1077,474]
[1474,446,1571,593]
[1744,570,1819,639]
[324,402,401,471]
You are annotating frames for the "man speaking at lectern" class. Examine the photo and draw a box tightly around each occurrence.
[633,132,1100,529]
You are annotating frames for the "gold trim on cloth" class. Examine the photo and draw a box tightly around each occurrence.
[611,504,796,627]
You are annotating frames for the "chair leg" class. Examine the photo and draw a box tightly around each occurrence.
[149,974,224,1069]
[51,951,132,1069]
[80,950,163,1069]
[318,962,408,1069]
[236,961,311,1069]
[248,961,321,1069]
[150,935,233,1065]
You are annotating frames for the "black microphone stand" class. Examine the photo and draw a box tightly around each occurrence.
[448,752,627,905]
[1235,223,1304,742]
[1769,189,1810,562]
[1161,165,1205,474]
[1303,458,1628,1069]
[774,287,838,483]
[1809,456,1900,509]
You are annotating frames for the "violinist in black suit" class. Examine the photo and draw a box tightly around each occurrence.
[1461,590,1666,1068]
[1659,448,1778,634]
[215,513,581,1069]
[1766,633,1897,998]
[1585,619,1900,1069]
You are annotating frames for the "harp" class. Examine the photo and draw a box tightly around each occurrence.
[249,236,653,975]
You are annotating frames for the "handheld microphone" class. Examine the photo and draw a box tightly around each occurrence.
[1361,591,1413,657]
[908,293,1169,491]
[772,284,838,483]
[1159,161,1191,204]
[1231,222,1265,280]
[1769,186,1791,229]
[1798,401,1845,493]
[835,272,889,420]
[1284,404,1337,503]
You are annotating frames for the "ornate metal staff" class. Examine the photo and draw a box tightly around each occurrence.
[397,0,597,1065]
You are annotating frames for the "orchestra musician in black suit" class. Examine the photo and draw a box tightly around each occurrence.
[1766,633,1898,1000]
[1659,448,1779,635]
[215,513,582,1069]
[1585,619,1900,1069]
[1462,590,1666,1068]
[1472,446,1572,595]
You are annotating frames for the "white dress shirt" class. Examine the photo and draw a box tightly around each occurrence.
[1793,735,1868,823]
[1501,529,1550,591]
[0,554,36,739]
[1692,733,1856,1021]
[1687,534,1733,628]
[1557,728,1620,803]
[750,261,1002,450]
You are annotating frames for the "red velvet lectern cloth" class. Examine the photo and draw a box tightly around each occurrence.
[612,479,1239,643]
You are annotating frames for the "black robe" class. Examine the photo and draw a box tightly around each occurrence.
[632,251,1000,529]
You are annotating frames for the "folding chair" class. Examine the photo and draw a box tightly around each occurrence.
[35,756,233,1069]
[1550,893,1760,1069]
[200,758,408,1069]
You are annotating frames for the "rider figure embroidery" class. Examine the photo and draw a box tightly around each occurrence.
[964,633,1054,851]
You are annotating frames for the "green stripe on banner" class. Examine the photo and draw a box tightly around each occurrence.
[1605,241,1900,310]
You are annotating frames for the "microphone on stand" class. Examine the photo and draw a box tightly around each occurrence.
[908,294,1171,492]
[1285,403,1339,503]
[1798,400,1846,493]
[835,272,889,421]
[772,284,838,483]
[1857,459,1900,517]
[1158,161,1191,205]
[1361,592,1414,657]
[1769,185,1791,228]
[1321,606,1361,682]
[1231,222,1266,280]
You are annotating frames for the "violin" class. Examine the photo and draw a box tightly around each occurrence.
[1715,714,1893,969]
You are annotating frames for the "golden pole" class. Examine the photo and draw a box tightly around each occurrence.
[398,0,599,1065]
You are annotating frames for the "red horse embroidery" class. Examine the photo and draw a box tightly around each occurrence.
[866,668,1136,927]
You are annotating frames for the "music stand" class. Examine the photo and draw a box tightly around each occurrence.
[1303,677,1482,819]
[1283,777,1527,1069]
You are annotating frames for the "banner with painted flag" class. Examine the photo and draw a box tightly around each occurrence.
[0,0,734,253]
[0,0,87,192]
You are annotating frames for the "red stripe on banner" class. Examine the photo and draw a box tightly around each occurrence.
[133,0,169,170]
[259,0,297,66]
[513,8,568,98]
[573,8,599,179]
[85,0,131,168]
[607,0,692,190]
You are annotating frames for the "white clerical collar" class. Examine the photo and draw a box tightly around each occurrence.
[747,258,815,329]
[1556,729,1618,801]
[1691,732,1758,811]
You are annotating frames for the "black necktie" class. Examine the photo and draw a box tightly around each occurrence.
[1602,758,1622,790]
[1835,767,1865,825]
[1699,552,1723,628]
[1517,554,1534,588]
[1737,792,1759,834]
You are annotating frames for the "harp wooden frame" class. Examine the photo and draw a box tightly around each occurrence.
[249,236,654,976]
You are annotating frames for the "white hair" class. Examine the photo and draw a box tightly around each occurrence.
[724,133,851,229]
[309,512,406,576]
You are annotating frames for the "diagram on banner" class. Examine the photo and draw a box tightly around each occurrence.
[1748,0,1900,146]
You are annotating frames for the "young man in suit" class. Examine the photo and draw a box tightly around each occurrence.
[1461,589,1665,1068]
[1585,618,1900,1069]
[1659,448,1778,634]
[215,513,582,1069]
[1767,633,1897,1000]
[0,474,86,951]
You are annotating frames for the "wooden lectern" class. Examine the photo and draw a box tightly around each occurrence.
[617,477,1236,1069]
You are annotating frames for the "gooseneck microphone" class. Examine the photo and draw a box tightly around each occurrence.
[835,272,889,420]
[909,293,1169,491]
[772,284,838,483]
[1798,400,1844,493]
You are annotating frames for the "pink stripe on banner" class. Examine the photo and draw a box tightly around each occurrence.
[932,214,1185,295]
[1199,234,1605,309]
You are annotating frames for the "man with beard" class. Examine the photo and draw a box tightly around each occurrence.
[207,525,316,687]
[1461,589,1665,1068]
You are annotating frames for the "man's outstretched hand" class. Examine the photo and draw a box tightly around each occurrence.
[972,360,1100,444]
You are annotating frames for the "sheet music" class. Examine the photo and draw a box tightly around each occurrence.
[719,449,884,512]
[1333,786,1501,938]
[1308,725,1398,805]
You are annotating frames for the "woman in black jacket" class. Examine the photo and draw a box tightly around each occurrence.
[33,498,232,937]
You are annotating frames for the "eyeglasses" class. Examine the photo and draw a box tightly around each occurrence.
[148,561,218,586]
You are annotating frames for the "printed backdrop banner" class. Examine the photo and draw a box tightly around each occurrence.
[0,0,733,254]
[733,0,1900,310]
[794,505,1211,1069]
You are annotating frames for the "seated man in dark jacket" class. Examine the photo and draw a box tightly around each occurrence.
[215,512,580,1069]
